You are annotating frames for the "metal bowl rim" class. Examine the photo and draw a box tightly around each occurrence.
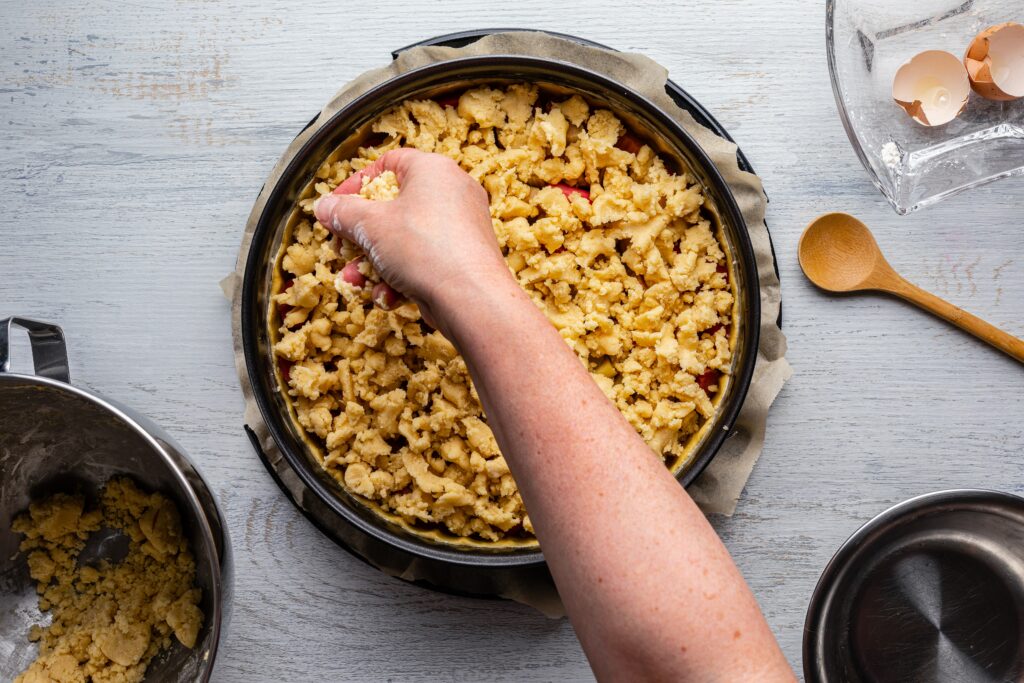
[242,54,761,568]
[802,488,1024,682]
[0,372,226,680]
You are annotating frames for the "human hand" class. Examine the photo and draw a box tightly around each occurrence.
[313,148,512,330]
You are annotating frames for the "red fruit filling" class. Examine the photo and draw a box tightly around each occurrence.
[697,368,721,394]
[615,133,643,154]
[278,358,293,382]
[436,94,461,109]
[550,183,590,201]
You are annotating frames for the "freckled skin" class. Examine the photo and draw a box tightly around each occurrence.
[316,148,795,683]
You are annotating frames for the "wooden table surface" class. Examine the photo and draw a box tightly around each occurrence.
[3,1,1022,680]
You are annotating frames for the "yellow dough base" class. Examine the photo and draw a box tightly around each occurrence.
[12,478,203,683]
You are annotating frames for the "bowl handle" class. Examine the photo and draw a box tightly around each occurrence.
[0,317,70,383]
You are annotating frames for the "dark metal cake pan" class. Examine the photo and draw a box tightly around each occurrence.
[241,31,770,594]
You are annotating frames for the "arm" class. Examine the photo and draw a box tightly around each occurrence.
[315,149,795,682]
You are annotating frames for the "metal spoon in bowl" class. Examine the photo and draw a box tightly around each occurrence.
[798,212,1024,364]
[78,527,131,568]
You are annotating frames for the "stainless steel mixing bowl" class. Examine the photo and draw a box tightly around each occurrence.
[804,489,1024,683]
[0,317,232,682]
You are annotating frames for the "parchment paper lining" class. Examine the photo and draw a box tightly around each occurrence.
[228,31,792,614]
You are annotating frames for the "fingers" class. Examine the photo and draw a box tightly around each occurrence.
[371,282,402,310]
[316,148,424,314]
[313,193,377,250]
[333,147,422,195]
[333,170,367,196]
[316,197,396,306]
[316,148,425,242]
[339,257,367,288]
[416,301,439,330]
[338,256,403,311]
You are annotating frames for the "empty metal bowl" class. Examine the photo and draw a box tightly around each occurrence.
[804,489,1024,683]
[0,317,232,682]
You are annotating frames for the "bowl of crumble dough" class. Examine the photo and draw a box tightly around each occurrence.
[0,317,231,682]
[240,54,760,579]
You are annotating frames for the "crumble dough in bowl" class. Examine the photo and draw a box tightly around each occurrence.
[0,318,231,682]
[241,57,760,575]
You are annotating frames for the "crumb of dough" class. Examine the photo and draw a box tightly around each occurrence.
[12,478,204,683]
[361,170,401,201]
[274,83,734,542]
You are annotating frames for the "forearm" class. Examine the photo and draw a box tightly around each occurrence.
[313,147,790,680]
[439,278,792,682]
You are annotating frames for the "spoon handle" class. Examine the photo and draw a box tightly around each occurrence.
[889,278,1024,364]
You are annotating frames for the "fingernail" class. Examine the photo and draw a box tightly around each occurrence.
[372,283,399,310]
[340,259,367,288]
[314,194,338,224]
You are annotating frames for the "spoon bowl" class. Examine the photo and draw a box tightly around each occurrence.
[78,527,131,569]
[798,213,889,292]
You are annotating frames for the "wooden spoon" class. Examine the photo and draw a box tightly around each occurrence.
[799,212,1024,363]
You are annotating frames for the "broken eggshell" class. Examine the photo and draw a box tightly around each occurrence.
[893,50,971,126]
[964,22,1024,101]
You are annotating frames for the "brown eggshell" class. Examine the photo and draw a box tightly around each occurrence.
[964,22,1024,101]
[893,50,971,126]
